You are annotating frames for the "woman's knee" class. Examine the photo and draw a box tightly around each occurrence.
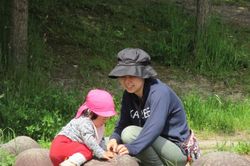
[121,125,142,144]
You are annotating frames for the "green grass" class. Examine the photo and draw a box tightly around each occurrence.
[195,16,243,77]
[28,0,250,76]
[0,149,15,166]
[0,128,16,144]
[0,128,16,166]
[217,141,250,155]
[184,93,250,133]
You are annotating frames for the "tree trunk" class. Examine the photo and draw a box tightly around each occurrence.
[196,0,210,35]
[0,0,11,76]
[10,0,28,73]
[193,0,210,58]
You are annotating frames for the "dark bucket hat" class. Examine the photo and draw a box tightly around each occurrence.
[108,48,157,79]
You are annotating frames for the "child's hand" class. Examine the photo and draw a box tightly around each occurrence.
[102,151,115,160]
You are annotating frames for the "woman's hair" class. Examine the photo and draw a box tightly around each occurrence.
[83,109,98,120]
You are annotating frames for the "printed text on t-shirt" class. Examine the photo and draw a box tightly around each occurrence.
[130,107,151,119]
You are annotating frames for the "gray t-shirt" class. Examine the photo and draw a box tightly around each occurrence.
[57,116,105,158]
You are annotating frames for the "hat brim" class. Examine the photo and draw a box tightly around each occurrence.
[75,103,116,118]
[92,109,116,117]
[108,65,157,79]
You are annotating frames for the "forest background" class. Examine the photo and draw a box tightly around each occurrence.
[0,0,250,164]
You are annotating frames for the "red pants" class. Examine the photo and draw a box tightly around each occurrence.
[49,135,93,166]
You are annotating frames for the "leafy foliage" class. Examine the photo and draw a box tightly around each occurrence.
[0,78,81,140]
[0,149,15,166]
[0,128,16,166]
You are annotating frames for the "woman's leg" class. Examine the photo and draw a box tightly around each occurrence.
[152,135,187,166]
[121,126,187,166]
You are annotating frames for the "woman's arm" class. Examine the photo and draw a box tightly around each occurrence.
[125,88,171,155]
[110,92,131,143]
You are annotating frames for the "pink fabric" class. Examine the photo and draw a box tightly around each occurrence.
[97,125,105,144]
[75,89,116,118]
[92,124,105,144]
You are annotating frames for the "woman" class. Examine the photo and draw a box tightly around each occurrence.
[107,48,200,166]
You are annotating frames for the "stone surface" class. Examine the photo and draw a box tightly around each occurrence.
[14,148,53,166]
[192,151,250,166]
[10,144,138,166]
[0,136,40,155]
[85,154,139,166]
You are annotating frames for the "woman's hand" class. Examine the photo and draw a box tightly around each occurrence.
[107,139,118,153]
[107,139,129,155]
[116,144,129,155]
[102,151,115,160]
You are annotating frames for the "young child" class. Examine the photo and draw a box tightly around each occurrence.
[49,89,116,166]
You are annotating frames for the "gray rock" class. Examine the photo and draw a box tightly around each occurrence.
[85,154,139,166]
[192,151,250,166]
[0,136,40,155]
[14,148,53,166]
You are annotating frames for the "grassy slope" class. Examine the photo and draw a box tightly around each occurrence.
[35,0,250,95]
[32,0,250,133]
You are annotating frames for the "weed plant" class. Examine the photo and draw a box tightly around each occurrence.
[0,149,15,166]
[194,16,247,77]
[233,142,250,154]
[0,128,16,166]
[0,128,16,143]
[217,141,250,155]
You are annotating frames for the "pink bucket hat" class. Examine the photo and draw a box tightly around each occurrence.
[75,89,116,118]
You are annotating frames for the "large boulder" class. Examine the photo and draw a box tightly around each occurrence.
[192,151,250,166]
[0,136,40,155]
[14,150,138,166]
[85,154,139,166]
[14,148,53,166]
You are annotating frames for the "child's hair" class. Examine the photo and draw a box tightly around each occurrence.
[83,109,98,120]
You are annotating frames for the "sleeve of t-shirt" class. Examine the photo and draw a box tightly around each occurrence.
[125,88,171,155]
[79,119,105,158]
[110,93,131,143]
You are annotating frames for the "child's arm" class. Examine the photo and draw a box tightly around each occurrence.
[99,137,107,150]
[79,119,106,158]
[102,151,115,160]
